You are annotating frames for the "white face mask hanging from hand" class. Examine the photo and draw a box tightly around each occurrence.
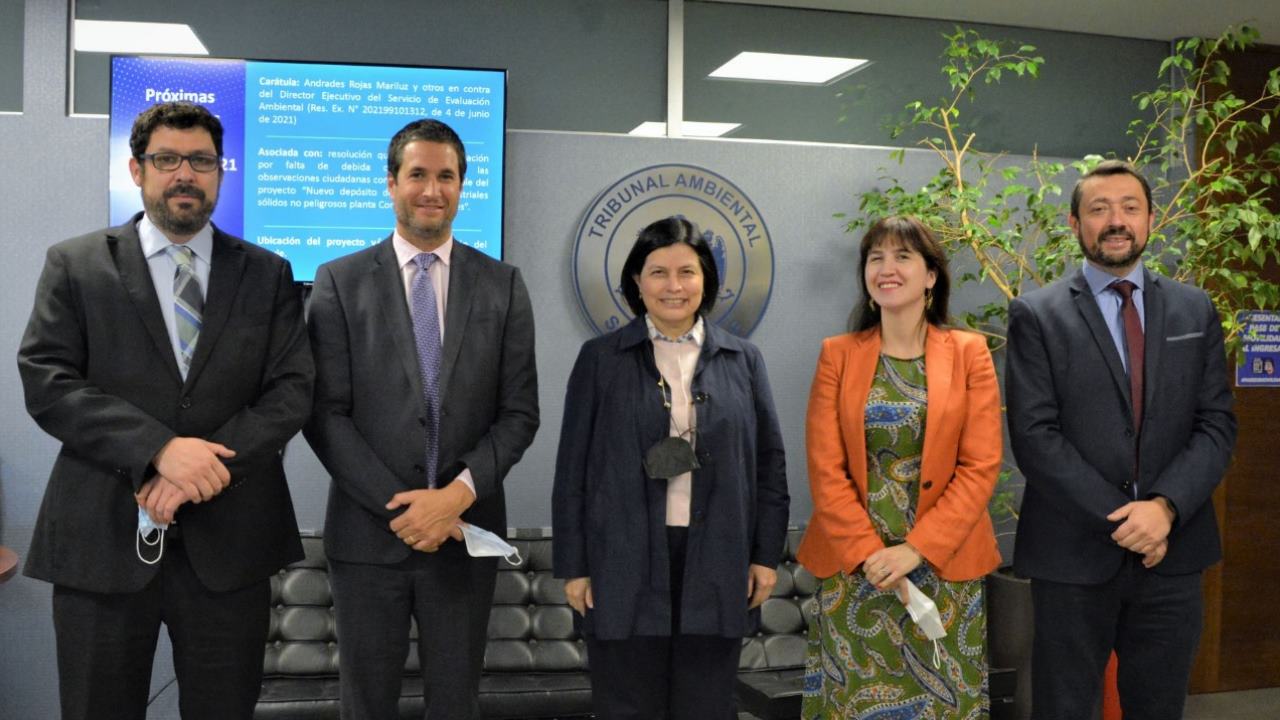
[136,507,168,565]
[458,523,523,566]
[903,577,947,669]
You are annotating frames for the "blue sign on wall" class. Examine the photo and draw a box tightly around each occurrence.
[1236,310,1280,387]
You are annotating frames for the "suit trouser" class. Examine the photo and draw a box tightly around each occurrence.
[51,535,270,720]
[329,546,498,720]
[1029,555,1203,720]
[584,526,743,720]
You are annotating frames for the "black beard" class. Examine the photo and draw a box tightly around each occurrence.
[1078,228,1145,269]
[146,183,216,237]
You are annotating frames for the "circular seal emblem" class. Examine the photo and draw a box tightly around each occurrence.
[572,163,775,337]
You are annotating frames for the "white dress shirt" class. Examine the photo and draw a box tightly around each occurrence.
[647,314,704,527]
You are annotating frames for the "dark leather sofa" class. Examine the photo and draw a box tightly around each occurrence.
[255,530,590,719]
[253,529,1013,719]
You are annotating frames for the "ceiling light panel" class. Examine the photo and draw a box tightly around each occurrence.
[709,51,868,85]
[629,121,742,137]
[74,20,209,55]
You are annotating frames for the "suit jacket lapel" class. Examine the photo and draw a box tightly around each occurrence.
[1070,269,1132,411]
[1141,269,1166,419]
[920,326,954,483]
[371,237,425,400]
[108,218,183,385]
[439,243,477,401]
[185,228,244,387]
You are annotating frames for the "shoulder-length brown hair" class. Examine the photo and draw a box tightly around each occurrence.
[851,216,951,332]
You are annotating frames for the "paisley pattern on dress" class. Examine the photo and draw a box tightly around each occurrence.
[803,355,989,719]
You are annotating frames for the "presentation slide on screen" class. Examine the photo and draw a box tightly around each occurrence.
[109,56,506,281]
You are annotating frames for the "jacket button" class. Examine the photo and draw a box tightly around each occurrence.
[418,417,427,426]
[180,397,193,409]
[1124,428,1134,438]
[922,481,933,490]
[413,464,424,473]
[1121,480,1133,492]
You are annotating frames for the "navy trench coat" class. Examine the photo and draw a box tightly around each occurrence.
[552,316,789,641]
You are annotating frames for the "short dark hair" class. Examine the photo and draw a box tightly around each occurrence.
[620,216,721,319]
[387,119,467,180]
[853,215,951,331]
[129,102,224,158]
[1070,159,1153,219]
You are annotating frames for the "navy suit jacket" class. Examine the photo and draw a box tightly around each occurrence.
[552,317,789,640]
[1007,267,1236,583]
[305,237,539,565]
[18,213,313,593]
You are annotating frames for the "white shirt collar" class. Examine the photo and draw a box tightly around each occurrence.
[137,214,214,263]
[646,314,705,345]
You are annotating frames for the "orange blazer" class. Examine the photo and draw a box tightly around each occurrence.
[796,326,1002,581]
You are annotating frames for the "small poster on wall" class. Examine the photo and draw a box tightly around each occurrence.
[1236,310,1280,387]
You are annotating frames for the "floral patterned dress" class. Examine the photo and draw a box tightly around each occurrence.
[802,355,989,719]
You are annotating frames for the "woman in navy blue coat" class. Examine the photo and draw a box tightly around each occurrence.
[552,216,789,720]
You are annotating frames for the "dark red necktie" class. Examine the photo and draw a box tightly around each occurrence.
[1110,280,1144,434]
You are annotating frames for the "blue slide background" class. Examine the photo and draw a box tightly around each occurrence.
[110,56,245,235]
[109,56,505,282]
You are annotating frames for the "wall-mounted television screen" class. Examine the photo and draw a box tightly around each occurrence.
[109,55,506,282]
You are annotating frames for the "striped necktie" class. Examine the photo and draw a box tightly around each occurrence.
[412,253,443,488]
[169,245,203,375]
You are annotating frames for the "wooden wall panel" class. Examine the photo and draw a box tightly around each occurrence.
[1190,42,1280,694]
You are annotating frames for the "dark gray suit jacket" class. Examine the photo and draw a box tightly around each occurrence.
[1007,267,1237,583]
[18,213,313,593]
[304,238,538,564]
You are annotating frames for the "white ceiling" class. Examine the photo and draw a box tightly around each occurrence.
[704,0,1280,44]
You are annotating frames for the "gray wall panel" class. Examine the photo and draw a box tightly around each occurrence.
[0,0,22,111]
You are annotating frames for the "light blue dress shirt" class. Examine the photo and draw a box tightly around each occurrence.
[1082,260,1145,375]
[138,215,213,379]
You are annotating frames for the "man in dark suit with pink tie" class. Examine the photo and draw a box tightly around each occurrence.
[1006,160,1237,720]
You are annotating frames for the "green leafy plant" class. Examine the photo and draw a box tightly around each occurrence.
[843,25,1280,521]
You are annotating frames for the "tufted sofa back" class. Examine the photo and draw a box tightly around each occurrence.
[258,532,596,719]
[256,530,817,719]
[740,530,819,670]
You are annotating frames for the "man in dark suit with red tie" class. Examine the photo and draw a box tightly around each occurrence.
[1005,160,1237,720]
[17,102,314,719]
[305,119,539,719]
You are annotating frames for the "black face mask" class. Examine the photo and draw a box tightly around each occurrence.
[644,435,700,479]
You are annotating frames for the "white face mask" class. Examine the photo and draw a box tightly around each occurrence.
[903,578,947,668]
[458,523,522,566]
[136,506,168,565]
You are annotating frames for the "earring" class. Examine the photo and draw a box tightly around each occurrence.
[868,298,877,312]
[924,288,934,311]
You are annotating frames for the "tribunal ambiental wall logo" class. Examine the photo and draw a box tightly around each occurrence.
[572,163,775,337]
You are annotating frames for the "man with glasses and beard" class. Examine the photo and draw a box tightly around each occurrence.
[1005,160,1237,720]
[17,102,313,720]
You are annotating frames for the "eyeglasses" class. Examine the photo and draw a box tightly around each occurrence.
[138,152,222,173]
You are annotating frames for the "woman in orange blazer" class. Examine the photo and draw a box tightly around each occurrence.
[798,216,1002,719]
